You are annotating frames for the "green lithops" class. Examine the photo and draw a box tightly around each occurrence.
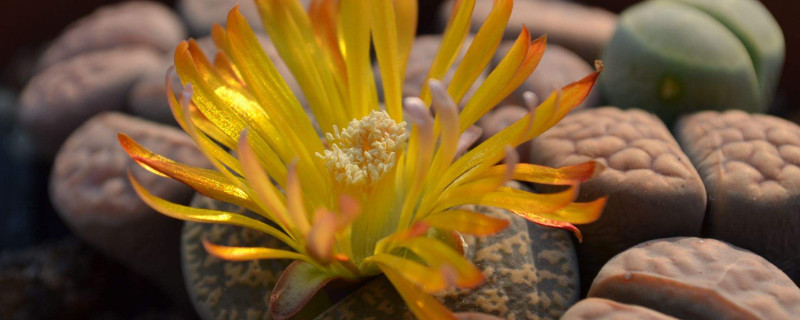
[600,0,784,126]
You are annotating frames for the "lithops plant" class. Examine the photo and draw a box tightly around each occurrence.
[119,0,606,319]
[588,237,800,320]
[600,0,784,126]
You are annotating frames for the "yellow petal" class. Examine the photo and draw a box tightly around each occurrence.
[447,0,512,104]
[308,0,346,78]
[478,161,604,185]
[340,0,378,119]
[435,185,578,214]
[127,171,297,249]
[458,28,530,132]
[255,0,347,131]
[493,34,547,105]
[441,69,601,193]
[368,254,447,293]
[420,0,475,104]
[224,8,329,195]
[394,237,484,289]
[203,239,309,261]
[394,0,418,77]
[370,0,403,122]
[378,264,458,320]
[237,131,294,235]
[118,133,256,212]
[512,196,607,225]
[521,214,584,242]
[421,209,509,236]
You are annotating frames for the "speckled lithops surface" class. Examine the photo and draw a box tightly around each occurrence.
[528,107,706,292]
[315,204,580,320]
[589,237,800,320]
[676,110,800,281]
[182,195,295,320]
[561,298,678,320]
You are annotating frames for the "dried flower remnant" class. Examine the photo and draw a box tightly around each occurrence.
[119,0,606,318]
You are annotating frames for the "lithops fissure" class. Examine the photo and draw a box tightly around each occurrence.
[589,237,800,320]
[600,0,784,125]
[676,110,800,281]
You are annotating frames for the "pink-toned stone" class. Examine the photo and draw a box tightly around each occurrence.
[440,0,617,61]
[179,0,264,35]
[50,112,209,304]
[561,298,678,320]
[492,43,599,110]
[675,110,800,282]
[127,71,176,125]
[37,1,186,70]
[19,47,163,156]
[528,107,706,292]
[589,237,800,320]
[179,0,310,36]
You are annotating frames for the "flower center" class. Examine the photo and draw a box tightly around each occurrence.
[319,110,407,186]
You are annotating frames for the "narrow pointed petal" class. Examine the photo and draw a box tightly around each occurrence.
[308,0,346,77]
[442,69,600,192]
[447,0,513,104]
[339,0,378,119]
[286,163,311,236]
[118,133,256,211]
[370,0,404,121]
[394,0,418,76]
[520,215,584,242]
[255,0,347,131]
[127,171,296,247]
[512,196,607,225]
[203,239,308,261]
[459,28,531,132]
[224,7,328,192]
[306,208,336,265]
[478,161,605,185]
[369,254,447,293]
[420,0,476,104]
[494,34,547,104]
[421,210,509,236]
[395,237,484,289]
[378,264,458,320]
[270,261,338,320]
[437,185,578,214]
[237,131,293,233]
[213,52,246,87]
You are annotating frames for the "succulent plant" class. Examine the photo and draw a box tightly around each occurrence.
[118,0,606,318]
[600,0,784,126]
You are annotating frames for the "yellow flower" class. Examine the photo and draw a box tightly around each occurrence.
[118,0,606,318]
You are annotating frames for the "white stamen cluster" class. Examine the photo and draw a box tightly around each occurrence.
[319,110,407,186]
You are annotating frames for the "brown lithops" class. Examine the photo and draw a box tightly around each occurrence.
[676,110,800,282]
[561,298,678,320]
[528,107,706,292]
[36,1,186,70]
[589,237,800,320]
[51,112,209,304]
[19,47,163,156]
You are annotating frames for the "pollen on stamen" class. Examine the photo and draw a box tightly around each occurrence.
[317,110,407,186]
